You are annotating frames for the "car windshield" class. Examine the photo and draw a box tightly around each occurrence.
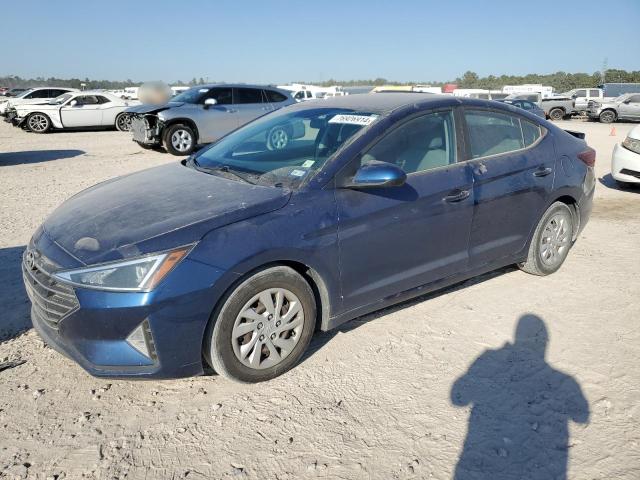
[192,107,379,188]
[49,93,73,105]
[172,87,207,104]
[16,89,33,98]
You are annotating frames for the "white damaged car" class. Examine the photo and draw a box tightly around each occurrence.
[611,124,640,187]
[5,91,137,133]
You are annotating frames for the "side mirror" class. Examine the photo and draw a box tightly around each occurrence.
[345,161,406,189]
[69,100,78,107]
[204,98,217,108]
[623,99,631,104]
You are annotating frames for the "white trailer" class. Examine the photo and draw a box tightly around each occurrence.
[502,84,554,98]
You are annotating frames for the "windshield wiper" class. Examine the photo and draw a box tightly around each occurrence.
[192,162,256,185]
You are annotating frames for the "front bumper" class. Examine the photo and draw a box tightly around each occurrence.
[23,236,232,379]
[612,143,640,183]
[131,115,162,146]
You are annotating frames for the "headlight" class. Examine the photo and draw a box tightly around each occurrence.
[53,245,192,292]
[622,136,640,155]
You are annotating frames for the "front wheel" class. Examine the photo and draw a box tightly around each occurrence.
[599,110,616,124]
[205,266,316,383]
[26,113,51,133]
[267,125,289,150]
[115,113,132,132]
[519,202,574,276]
[163,124,196,156]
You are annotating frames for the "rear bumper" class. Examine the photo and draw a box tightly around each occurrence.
[612,143,640,183]
[577,167,595,235]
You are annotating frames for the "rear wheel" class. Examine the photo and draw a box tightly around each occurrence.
[205,266,316,383]
[548,108,564,121]
[115,113,132,132]
[163,124,196,156]
[26,113,51,133]
[599,110,616,123]
[519,202,574,276]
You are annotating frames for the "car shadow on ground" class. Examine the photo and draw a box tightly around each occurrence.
[450,314,589,480]
[0,149,85,166]
[599,173,640,192]
[0,246,31,342]
[302,266,516,363]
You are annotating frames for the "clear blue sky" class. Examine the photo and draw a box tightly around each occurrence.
[3,0,639,83]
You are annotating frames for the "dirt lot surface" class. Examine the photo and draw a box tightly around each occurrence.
[0,118,639,480]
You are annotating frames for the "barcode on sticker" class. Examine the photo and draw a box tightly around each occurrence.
[329,114,378,126]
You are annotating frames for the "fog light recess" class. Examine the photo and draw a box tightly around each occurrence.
[126,319,158,361]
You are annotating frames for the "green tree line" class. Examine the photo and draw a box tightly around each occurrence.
[3,69,640,91]
[317,69,640,91]
[0,76,204,89]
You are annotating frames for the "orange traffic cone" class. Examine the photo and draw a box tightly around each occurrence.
[610,126,616,136]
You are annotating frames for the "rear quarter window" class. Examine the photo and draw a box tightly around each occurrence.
[265,89,289,103]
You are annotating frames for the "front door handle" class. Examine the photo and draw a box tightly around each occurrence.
[443,189,470,203]
[533,167,553,177]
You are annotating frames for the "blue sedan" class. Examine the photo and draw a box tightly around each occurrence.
[23,94,595,382]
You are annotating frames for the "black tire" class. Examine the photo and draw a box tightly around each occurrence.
[162,123,196,156]
[519,202,574,276]
[548,108,564,121]
[205,266,317,383]
[599,110,616,124]
[115,113,132,132]
[26,112,51,133]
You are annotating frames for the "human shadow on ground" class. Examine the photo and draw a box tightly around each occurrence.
[0,245,31,342]
[450,314,589,480]
[0,149,85,166]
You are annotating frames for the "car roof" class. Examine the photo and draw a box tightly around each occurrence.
[288,92,457,114]
[195,83,285,91]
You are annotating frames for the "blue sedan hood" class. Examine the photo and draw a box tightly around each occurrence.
[42,163,290,266]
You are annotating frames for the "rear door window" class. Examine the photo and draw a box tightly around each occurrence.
[234,88,264,104]
[589,89,600,97]
[464,110,540,158]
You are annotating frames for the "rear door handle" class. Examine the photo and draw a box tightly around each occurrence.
[443,189,470,203]
[533,167,553,177]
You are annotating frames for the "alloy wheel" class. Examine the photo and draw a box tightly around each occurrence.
[269,128,289,150]
[231,288,304,370]
[539,211,571,267]
[171,129,193,152]
[117,114,132,131]
[28,114,48,132]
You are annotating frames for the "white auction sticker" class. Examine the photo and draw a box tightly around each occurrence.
[328,114,378,126]
[290,169,307,177]
[301,160,315,168]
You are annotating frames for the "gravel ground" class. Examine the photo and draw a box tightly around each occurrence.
[0,118,639,480]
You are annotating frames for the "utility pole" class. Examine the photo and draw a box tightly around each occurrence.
[600,58,608,85]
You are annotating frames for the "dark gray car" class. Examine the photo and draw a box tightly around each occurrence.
[127,84,295,155]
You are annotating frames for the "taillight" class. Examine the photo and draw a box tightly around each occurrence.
[577,147,596,167]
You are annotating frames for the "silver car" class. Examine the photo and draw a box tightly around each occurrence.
[127,84,295,155]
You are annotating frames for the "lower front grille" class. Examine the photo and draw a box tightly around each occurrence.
[22,250,79,330]
[620,168,640,179]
